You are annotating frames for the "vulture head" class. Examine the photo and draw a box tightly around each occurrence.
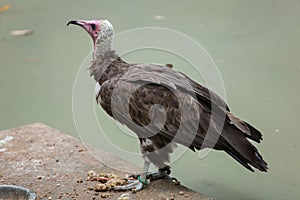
[67,19,114,58]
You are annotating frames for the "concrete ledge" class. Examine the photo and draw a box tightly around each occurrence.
[0,123,213,200]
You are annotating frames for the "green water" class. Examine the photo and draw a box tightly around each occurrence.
[1,0,299,199]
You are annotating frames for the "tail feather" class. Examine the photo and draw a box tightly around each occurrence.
[221,123,268,172]
[245,122,263,143]
[225,143,268,172]
[227,112,263,143]
[225,148,254,172]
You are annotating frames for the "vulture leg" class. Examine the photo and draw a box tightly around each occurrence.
[130,165,180,185]
[114,160,150,192]
[146,165,180,184]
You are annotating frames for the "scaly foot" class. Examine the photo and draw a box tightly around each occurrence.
[113,176,150,192]
[130,166,180,185]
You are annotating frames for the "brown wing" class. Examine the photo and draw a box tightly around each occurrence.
[109,63,267,172]
[121,63,229,111]
[120,64,262,142]
[99,79,210,149]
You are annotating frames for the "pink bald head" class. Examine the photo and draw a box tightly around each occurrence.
[67,20,101,44]
[68,19,114,59]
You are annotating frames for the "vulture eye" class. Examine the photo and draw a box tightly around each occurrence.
[91,23,96,31]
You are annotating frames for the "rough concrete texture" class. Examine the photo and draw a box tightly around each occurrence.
[0,123,213,200]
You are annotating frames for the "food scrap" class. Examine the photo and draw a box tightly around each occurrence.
[87,171,129,192]
[118,193,130,200]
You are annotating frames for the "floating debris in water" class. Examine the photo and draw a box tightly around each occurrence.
[154,15,166,21]
[0,4,11,13]
[274,129,279,133]
[10,29,34,36]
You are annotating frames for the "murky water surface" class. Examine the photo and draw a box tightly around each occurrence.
[1,1,299,199]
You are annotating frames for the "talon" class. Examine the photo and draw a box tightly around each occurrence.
[146,173,154,180]
[166,169,171,175]
[128,174,138,179]
[171,177,180,185]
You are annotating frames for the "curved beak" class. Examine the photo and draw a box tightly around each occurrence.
[67,20,83,27]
